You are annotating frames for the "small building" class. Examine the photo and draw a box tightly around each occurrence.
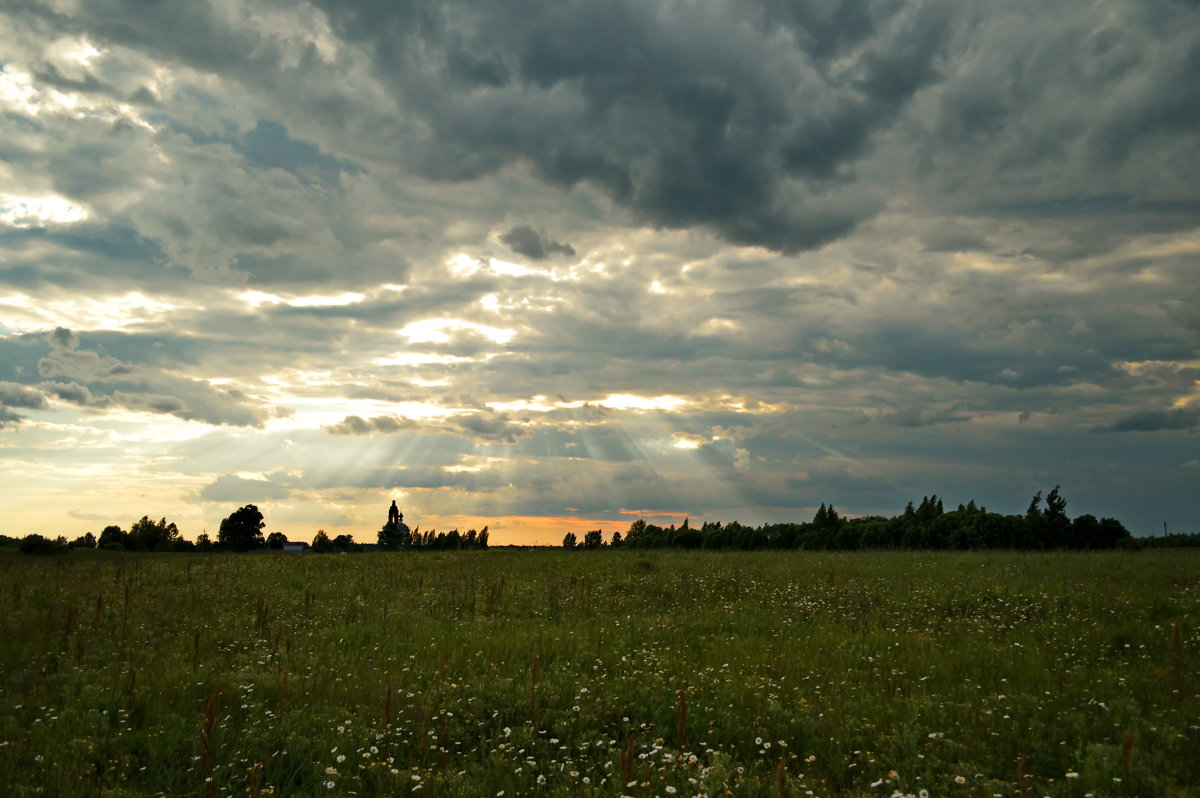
[282,541,307,554]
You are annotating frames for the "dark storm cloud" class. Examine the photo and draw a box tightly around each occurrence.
[8,0,965,253]
[500,225,575,260]
[8,0,1197,264]
[1093,406,1200,433]
[365,0,947,251]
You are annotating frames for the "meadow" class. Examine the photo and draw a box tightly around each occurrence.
[0,550,1196,797]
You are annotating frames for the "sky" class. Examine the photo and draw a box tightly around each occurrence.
[1,0,1198,545]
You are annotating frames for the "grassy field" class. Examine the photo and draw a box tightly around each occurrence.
[0,550,1196,797]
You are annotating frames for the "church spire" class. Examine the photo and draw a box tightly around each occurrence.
[388,500,400,526]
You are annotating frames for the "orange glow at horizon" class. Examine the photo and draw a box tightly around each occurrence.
[412,514,633,547]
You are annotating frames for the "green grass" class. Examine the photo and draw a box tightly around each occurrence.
[1,550,1197,797]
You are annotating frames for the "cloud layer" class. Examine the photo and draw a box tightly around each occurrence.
[1,0,1198,542]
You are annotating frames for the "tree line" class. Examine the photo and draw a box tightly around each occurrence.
[563,487,1155,551]
[3,504,491,555]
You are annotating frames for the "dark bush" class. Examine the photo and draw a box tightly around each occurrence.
[20,534,67,556]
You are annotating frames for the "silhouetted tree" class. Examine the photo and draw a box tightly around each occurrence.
[311,529,333,553]
[218,505,266,552]
[562,532,577,549]
[128,516,180,552]
[70,531,96,549]
[377,519,410,550]
[267,531,288,550]
[98,524,127,550]
[332,533,354,551]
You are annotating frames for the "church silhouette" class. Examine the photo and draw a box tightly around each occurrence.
[387,500,410,535]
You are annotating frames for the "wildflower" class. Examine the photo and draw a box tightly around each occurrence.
[325,781,335,789]
[337,755,346,763]
[1066,771,1080,779]
[666,788,677,794]
[919,791,930,798]
[955,776,966,784]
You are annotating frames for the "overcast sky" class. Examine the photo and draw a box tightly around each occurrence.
[2,0,1198,544]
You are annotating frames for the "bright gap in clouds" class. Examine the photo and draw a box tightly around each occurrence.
[237,291,365,308]
[399,318,516,345]
[0,291,175,333]
[486,394,690,413]
[373,352,474,367]
[0,194,89,227]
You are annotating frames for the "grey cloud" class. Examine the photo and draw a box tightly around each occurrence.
[881,405,973,428]
[1093,407,1200,433]
[200,474,291,503]
[325,410,532,444]
[38,348,139,382]
[25,0,954,252]
[32,330,275,427]
[326,415,418,436]
[501,225,575,260]
[50,327,79,351]
[0,381,48,429]
[0,406,27,428]
[0,381,48,410]
[111,391,189,416]
[38,381,97,405]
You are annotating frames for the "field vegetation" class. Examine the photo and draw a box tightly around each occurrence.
[1,550,1197,797]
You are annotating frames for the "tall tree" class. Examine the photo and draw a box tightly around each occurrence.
[218,505,266,552]
[128,516,180,551]
[98,524,128,550]
[312,529,333,553]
